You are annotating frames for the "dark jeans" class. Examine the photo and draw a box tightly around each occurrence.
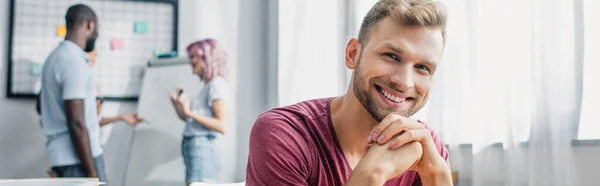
[51,155,107,183]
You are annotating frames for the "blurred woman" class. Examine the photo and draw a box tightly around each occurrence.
[169,38,229,185]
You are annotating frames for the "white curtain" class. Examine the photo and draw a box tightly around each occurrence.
[578,0,600,140]
[420,0,582,185]
[277,0,347,107]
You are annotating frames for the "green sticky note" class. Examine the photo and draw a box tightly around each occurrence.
[153,49,164,57]
[134,21,148,33]
[31,63,43,76]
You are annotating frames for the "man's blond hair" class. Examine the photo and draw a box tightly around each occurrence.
[358,0,448,46]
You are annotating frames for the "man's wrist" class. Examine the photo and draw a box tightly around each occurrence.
[346,164,387,186]
[419,167,452,186]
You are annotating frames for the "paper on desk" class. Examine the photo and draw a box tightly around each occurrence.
[0,179,105,186]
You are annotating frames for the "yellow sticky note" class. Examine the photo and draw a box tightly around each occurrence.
[56,25,66,37]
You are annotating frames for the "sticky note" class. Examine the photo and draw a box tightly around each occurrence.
[30,63,43,76]
[134,21,148,33]
[111,39,124,50]
[153,49,164,57]
[56,25,66,37]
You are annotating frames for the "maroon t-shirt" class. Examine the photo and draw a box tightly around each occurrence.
[246,98,450,186]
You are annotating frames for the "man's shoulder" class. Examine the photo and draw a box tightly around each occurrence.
[277,97,333,118]
[46,43,87,68]
[251,97,333,139]
[255,98,332,127]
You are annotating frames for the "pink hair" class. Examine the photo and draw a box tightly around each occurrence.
[186,38,228,80]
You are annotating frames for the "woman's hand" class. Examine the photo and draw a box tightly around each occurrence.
[169,90,191,121]
[119,113,144,126]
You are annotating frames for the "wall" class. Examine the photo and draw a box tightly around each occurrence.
[233,0,275,181]
[0,0,49,179]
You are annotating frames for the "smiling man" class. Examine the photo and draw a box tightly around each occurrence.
[246,0,451,185]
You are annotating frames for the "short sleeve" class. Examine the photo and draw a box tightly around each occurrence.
[246,111,311,186]
[207,77,229,106]
[61,63,90,100]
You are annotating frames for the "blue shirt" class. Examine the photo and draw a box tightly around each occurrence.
[40,40,102,167]
[183,77,229,137]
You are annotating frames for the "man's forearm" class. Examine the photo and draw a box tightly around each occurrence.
[420,169,453,186]
[345,165,386,186]
[346,142,423,186]
[68,121,97,177]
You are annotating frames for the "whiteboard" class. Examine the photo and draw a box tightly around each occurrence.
[137,58,202,130]
[6,0,178,99]
[126,58,201,185]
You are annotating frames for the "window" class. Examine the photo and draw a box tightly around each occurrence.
[578,0,600,140]
[278,0,346,107]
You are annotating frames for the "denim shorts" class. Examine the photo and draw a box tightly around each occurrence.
[51,155,106,183]
[181,135,221,184]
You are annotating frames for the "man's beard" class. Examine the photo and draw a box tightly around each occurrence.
[84,39,96,52]
[84,28,98,52]
[352,59,417,122]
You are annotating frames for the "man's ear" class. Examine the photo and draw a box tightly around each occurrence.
[87,20,95,33]
[345,38,360,70]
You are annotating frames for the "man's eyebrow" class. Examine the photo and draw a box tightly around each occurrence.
[385,43,403,54]
[423,60,438,68]
[384,42,438,67]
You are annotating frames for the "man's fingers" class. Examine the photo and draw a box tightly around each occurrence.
[368,114,402,143]
[388,129,431,149]
[376,120,408,144]
[374,117,424,144]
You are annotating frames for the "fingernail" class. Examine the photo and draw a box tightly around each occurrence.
[371,132,379,142]
[367,135,373,143]
[390,141,396,149]
[377,134,385,143]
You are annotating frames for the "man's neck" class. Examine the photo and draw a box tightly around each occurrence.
[65,34,86,50]
[330,88,379,168]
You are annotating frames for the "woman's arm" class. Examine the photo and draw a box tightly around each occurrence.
[99,116,121,126]
[99,113,143,127]
[184,99,228,134]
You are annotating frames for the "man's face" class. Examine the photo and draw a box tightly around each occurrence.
[84,20,98,52]
[348,17,444,122]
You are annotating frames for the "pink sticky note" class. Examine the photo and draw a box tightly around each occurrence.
[111,39,124,50]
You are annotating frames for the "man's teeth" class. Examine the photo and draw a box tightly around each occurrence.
[382,89,405,103]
